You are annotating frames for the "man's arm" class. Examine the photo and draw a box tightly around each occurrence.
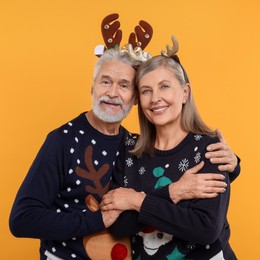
[152,129,241,204]
[166,130,240,203]
[9,132,105,240]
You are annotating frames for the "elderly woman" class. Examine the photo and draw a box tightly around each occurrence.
[101,40,237,260]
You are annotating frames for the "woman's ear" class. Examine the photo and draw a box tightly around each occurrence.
[183,83,191,104]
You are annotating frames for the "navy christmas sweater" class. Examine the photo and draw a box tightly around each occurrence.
[110,132,237,260]
[9,112,129,259]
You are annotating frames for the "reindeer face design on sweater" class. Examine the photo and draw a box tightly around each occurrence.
[138,227,173,256]
[75,145,131,259]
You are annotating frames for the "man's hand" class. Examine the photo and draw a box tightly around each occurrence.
[169,161,227,204]
[205,129,238,172]
[101,209,121,228]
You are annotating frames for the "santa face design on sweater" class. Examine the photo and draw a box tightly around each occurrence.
[138,227,173,256]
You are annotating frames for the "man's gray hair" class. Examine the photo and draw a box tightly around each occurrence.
[93,48,141,81]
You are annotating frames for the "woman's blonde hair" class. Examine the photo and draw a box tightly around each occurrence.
[132,55,215,157]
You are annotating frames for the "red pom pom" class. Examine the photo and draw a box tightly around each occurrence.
[111,243,128,260]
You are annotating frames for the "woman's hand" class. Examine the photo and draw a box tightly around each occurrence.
[169,161,227,204]
[100,187,146,212]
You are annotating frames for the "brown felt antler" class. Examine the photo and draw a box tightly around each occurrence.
[101,13,122,49]
[128,20,153,50]
[96,14,153,60]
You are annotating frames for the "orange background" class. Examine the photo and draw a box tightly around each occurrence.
[1,0,259,259]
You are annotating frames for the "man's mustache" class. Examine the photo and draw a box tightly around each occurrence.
[99,96,123,106]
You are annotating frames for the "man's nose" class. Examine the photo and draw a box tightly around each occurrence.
[106,83,119,97]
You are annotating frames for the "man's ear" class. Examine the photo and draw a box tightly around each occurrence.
[133,93,138,105]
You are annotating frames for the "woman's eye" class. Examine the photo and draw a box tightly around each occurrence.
[141,89,151,95]
[161,84,170,89]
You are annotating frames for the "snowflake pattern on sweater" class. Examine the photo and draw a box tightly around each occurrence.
[110,132,236,260]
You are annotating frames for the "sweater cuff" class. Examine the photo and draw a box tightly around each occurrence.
[151,186,170,199]
[85,210,105,234]
[138,194,161,225]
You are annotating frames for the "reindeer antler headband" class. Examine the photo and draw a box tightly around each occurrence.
[161,35,181,63]
[94,13,153,61]
[161,35,190,83]
[94,13,188,79]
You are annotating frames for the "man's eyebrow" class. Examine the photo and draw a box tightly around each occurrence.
[99,75,132,85]
[100,75,112,80]
[119,79,131,84]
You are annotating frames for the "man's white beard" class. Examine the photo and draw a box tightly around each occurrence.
[92,96,134,123]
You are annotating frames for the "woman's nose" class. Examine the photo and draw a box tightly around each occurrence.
[151,92,161,104]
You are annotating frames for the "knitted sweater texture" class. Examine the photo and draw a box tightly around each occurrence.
[9,112,128,259]
[110,132,237,260]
